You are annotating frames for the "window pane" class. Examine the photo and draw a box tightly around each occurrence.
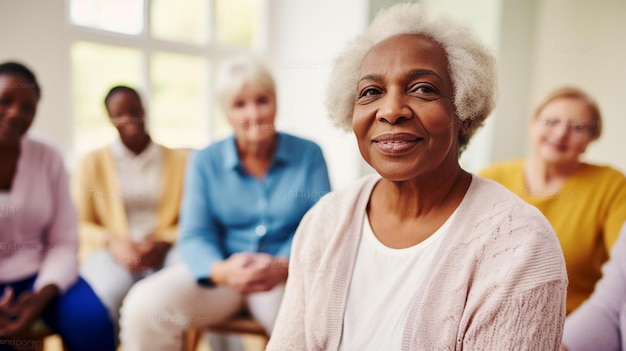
[215,0,261,47]
[150,0,209,45]
[69,0,144,35]
[150,52,209,149]
[71,41,142,157]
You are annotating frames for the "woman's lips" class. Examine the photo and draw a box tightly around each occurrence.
[373,133,421,154]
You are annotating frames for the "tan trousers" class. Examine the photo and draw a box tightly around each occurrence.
[119,263,284,351]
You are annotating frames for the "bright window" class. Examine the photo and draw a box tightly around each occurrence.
[150,0,209,45]
[70,0,144,35]
[68,0,266,158]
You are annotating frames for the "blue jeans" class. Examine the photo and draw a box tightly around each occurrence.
[0,275,116,351]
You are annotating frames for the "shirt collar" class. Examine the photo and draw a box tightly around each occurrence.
[223,132,289,171]
[110,137,160,164]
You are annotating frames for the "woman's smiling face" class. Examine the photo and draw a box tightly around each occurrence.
[0,74,38,146]
[352,34,462,181]
[530,97,596,167]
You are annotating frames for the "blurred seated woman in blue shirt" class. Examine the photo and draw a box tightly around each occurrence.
[118,54,331,351]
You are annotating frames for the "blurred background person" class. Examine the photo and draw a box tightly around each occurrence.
[119,54,331,351]
[480,86,626,314]
[73,85,187,337]
[561,222,626,351]
[268,4,567,350]
[0,61,115,350]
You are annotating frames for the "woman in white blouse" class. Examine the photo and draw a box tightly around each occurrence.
[73,86,187,334]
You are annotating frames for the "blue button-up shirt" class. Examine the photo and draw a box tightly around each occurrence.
[178,132,331,282]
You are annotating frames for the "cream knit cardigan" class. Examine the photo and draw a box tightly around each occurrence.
[267,174,567,351]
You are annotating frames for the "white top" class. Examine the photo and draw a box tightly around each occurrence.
[339,210,455,351]
[110,138,163,242]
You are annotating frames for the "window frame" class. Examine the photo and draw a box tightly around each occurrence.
[65,0,269,155]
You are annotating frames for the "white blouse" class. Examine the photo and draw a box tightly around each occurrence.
[339,209,456,351]
[110,138,163,242]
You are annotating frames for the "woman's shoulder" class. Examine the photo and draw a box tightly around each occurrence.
[296,175,376,236]
[313,174,378,208]
[20,135,70,180]
[159,144,189,163]
[189,136,233,161]
[453,177,565,282]
[463,176,554,238]
[297,175,378,231]
[291,175,378,255]
[278,132,323,153]
[579,162,626,182]
[22,134,65,165]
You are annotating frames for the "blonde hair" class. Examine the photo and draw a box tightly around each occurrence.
[533,86,602,141]
[215,55,276,111]
[325,3,497,152]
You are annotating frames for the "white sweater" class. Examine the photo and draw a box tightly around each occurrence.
[267,174,567,351]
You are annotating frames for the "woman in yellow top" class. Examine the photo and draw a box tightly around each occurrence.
[72,86,188,328]
[480,86,626,313]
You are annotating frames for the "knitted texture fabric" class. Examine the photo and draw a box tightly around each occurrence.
[267,174,567,351]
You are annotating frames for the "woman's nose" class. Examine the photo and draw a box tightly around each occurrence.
[553,121,571,139]
[376,89,412,124]
[4,103,25,121]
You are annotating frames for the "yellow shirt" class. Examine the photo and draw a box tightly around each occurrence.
[479,160,626,313]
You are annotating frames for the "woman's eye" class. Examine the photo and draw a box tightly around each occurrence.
[257,96,270,105]
[411,84,437,95]
[541,118,559,127]
[359,88,381,97]
[570,124,590,133]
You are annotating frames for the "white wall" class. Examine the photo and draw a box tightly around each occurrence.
[489,0,538,163]
[266,0,368,190]
[0,0,72,158]
[530,0,626,173]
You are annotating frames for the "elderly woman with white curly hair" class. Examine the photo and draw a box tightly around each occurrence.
[267,3,567,351]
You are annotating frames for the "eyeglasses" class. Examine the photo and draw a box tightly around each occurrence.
[536,117,596,136]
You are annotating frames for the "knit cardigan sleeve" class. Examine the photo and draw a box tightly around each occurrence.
[445,177,568,351]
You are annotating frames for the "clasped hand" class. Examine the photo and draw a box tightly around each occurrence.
[0,285,57,339]
[211,253,288,294]
[107,237,171,274]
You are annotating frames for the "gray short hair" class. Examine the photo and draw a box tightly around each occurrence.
[215,55,276,111]
[326,3,498,151]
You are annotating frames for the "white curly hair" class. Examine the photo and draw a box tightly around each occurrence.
[215,54,276,112]
[325,3,498,152]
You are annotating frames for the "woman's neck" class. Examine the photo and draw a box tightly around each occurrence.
[237,136,277,178]
[124,134,151,155]
[376,166,470,220]
[524,156,581,196]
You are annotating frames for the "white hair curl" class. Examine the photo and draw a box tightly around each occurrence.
[325,3,498,151]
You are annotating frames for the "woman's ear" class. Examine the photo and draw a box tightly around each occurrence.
[459,119,470,136]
